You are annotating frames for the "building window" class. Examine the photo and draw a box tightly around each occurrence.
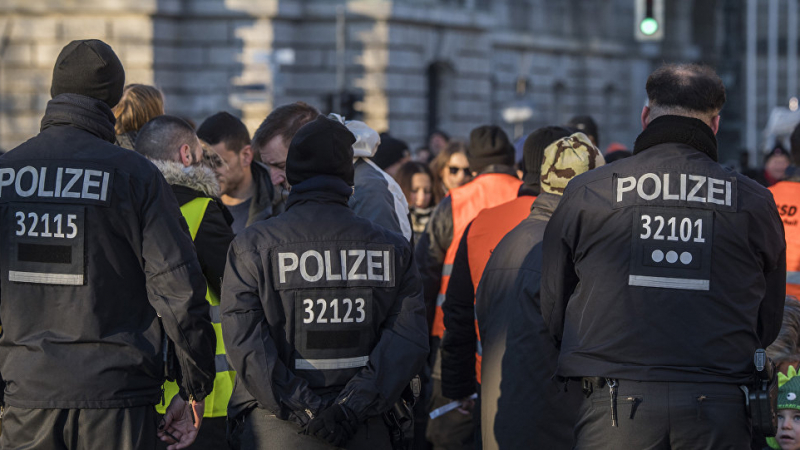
[427,61,455,137]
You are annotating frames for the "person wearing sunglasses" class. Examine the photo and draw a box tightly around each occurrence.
[431,141,473,204]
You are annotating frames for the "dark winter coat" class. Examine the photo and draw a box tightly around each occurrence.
[221,175,428,425]
[476,192,581,450]
[0,93,216,409]
[541,115,786,384]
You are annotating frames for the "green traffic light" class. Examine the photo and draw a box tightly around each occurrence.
[640,17,659,35]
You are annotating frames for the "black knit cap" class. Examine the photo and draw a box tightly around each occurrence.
[522,126,573,185]
[566,115,599,145]
[373,132,410,170]
[287,115,357,186]
[50,39,125,108]
[467,125,515,173]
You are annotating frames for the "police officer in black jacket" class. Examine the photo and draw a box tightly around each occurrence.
[221,115,429,449]
[541,63,786,449]
[0,40,216,450]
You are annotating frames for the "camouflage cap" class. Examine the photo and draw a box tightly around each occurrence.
[540,132,605,195]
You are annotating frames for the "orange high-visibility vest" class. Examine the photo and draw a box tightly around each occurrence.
[465,195,535,383]
[432,173,522,339]
[769,181,800,298]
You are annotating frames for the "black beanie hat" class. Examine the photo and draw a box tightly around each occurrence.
[566,115,599,145]
[522,126,573,185]
[51,39,125,108]
[373,133,410,170]
[287,115,357,186]
[467,125,515,173]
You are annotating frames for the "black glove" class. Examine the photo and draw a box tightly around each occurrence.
[306,404,359,447]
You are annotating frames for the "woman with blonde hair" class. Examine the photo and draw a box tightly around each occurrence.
[113,84,164,149]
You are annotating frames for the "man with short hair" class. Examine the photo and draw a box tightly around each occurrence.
[0,39,215,450]
[197,112,274,233]
[251,102,320,217]
[136,115,236,449]
[542,63,786,448]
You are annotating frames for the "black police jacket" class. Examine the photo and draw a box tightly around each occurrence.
[0,94,216,408]
[541,115,786,384]
[221,175,429,424]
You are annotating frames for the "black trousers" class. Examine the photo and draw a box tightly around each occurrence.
[229,409,392,450]
[425,342,475,450]
[574,380,751,450]
[0,405,157,450]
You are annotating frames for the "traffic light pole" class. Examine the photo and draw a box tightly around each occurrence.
[746,0,757,165]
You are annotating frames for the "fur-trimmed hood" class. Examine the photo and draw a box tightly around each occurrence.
[150,159,221,198]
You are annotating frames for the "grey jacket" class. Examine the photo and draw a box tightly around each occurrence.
[349,158,412,241]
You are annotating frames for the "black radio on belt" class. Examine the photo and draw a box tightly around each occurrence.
[746,349,778,436]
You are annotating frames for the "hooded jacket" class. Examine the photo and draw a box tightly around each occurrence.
[221,175,428,425]
[0,93,216,408]
[541,115,786,384]
[346,121,412,241]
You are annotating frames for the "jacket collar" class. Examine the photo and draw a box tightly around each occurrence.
[149,159,221,198]
[249,162,274,222]
[633,115,718,162]
[286,175,353,211]
[518,183,540,197]
[41,93,117,143]
[529,192,561,219]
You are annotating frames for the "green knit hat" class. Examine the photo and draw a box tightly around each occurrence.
[778,366,800,411]
[767,366,800,449]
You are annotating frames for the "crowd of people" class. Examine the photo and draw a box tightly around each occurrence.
[0,38,799,450]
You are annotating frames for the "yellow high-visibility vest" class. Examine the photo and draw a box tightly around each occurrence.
[156,197,234,418]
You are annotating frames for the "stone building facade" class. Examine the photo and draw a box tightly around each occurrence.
[0,0,761,162]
